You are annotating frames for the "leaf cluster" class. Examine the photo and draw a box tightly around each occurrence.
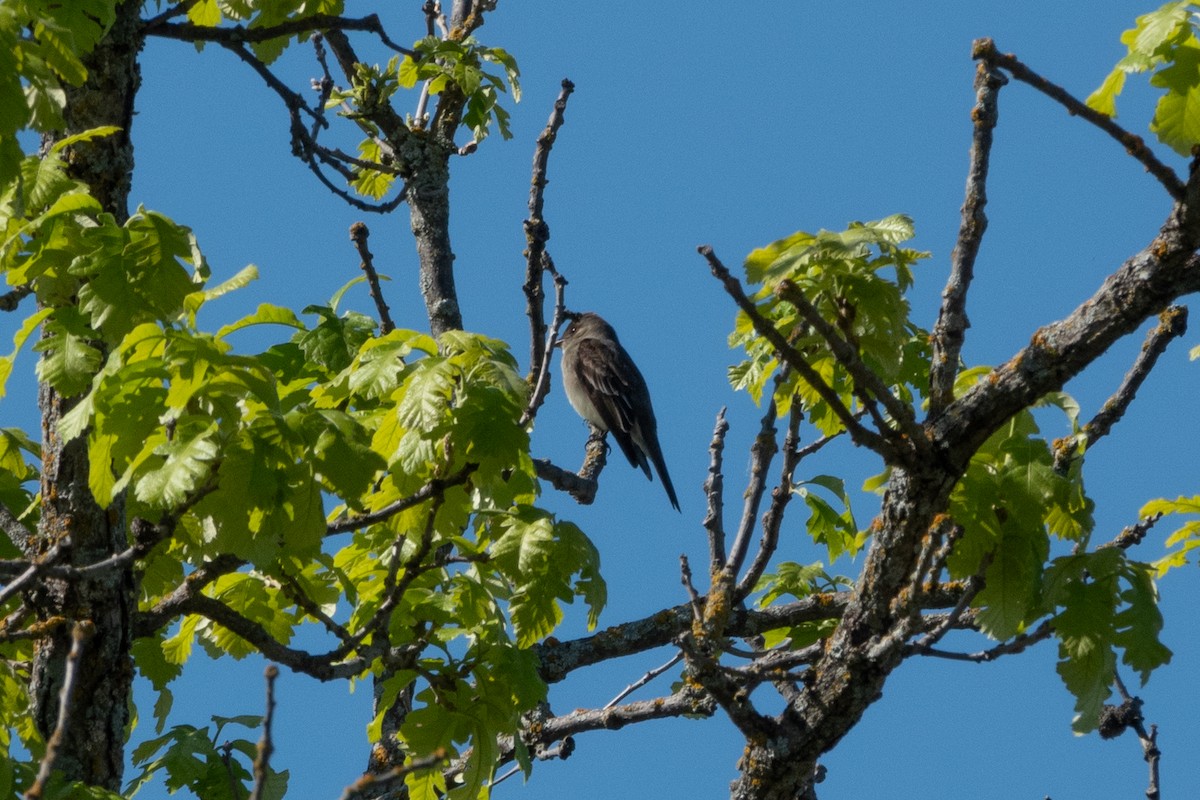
[1088,1,1200,155]
[728,214,930,433]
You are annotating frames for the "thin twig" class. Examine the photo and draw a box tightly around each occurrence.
[680,555,703,620]
[700,244,889,454]
[605,652,684,709]
[248,665,279,800]
[145,14,416,57]
[930,57,1006,415]
[349,222,395,335]
[973,38,1184,200]
[737,400,804,598]
[1081,306,1187,452]
[523,80,576,413]
[327,464,476,535]
[521,262,568,427]
[911,618,1052,661]
[724,394,779,578]
[27,621,93,800]
[338,749,449,800]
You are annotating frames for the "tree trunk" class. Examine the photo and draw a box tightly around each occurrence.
[27,1,142,789]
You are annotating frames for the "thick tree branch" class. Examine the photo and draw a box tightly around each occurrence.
[973,38,1184,200]
[929,58,1006,414]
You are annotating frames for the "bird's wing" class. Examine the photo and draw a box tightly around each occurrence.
[570,336,652,476]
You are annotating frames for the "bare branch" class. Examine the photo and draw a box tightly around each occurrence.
[523,80,576,399]
[737,401,804,598]
[522,261,569,427]
[144,13,416,57]
[699,244,889,454]
[1078,305,1187,455]
[973,38,1184,200]
[910,618,1052,662]
[0,541,68,608]
[27,621,93,800]
[349,222,395,335]
[604,652,684,709]
[929,57,1006,414]
[248,665,279,800]
[725,394,780,577]
[533,456,597,505]
[703,408,730,573]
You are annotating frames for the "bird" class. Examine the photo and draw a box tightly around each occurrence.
[558,311,680,511]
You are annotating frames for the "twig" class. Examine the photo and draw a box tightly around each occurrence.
[703,408,730,574]
[1081,306,1187,452]
[930,57,1006,415]
[144,13,416,57]
[349,222,395,335]
[776,282,927,450]
[327,464,476,535]
[521,262,568,427]
[140,0,200,29]
[737,401,804,598]
[1108,673,1161,800]
[338,749,449,800]
[1105,513,1162,551]
[26,621,93,800]
[700,245,889,454]
[724,393,780,578]
[911,618,1052,661]
[248,665,279,800]
[523,80,576,414]
[605,652,684,709]
[680,555,703,620]
[216,39,408,214]
[973,38,1184,200]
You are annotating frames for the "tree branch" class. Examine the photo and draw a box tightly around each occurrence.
[1079,305,1187,454]
[973,38,1184,200]
[703,408,730,573]
[248,665,279,800]
[724,394,779,577]
[0,284,32,312]
[929,56,1006,414]
[737,401,804,598]
[143,13,416,57]
[349,222,395,335]
[326,463,476,535]
[523,79,575,408]
[776,281,927,452]
[699,244,889,454]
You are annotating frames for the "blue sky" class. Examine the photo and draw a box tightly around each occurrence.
[12,2,1200,797]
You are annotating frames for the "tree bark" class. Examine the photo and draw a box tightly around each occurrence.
[27,1,143,789]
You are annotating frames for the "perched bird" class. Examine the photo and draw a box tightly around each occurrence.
[558,311,680,511]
